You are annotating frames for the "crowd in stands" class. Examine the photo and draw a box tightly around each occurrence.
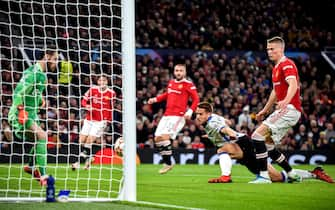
[136,0,335,51]
[1,0,335,152]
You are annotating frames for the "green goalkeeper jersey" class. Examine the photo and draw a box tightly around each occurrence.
[11,63,46,112]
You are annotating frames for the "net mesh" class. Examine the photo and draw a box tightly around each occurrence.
[0,0,124,200]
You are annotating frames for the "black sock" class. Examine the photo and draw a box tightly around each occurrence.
[162,155,172,165]
[82,146,91,162]
[252,140,268,172]
[156,140,172,166]
[268,148,292,172]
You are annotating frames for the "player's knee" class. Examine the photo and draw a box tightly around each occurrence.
[87,136,97,144]
[251,131,265,141]
[155,135,170,142]
[217,145,230,154]
[266,143,275,151]
[79,135,88,143]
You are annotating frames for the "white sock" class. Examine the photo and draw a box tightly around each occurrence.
[292,169,313,179]
[219,153,232,176]
[281,170,288,182]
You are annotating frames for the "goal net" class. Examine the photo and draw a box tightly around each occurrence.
[0,0,136,202]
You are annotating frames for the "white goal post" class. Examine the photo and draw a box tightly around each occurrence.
[0,0,136,202]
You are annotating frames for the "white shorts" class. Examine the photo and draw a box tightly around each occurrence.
[80,119,107,137]
[263,104,301,144]
[155,116,185,140]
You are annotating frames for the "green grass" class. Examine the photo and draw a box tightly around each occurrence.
[1,164,335,210]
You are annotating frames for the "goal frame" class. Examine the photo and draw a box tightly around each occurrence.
[0,0,136,202]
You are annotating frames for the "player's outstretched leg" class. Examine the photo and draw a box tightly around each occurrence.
[267,145,301,182]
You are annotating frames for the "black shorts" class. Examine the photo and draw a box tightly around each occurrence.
[235,135,259,175]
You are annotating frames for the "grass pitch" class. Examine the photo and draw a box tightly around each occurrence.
[0,164,335,210]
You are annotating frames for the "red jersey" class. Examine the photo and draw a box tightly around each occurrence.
[156,79,199,116]
[272,56,302,112]
[82,86,116,121]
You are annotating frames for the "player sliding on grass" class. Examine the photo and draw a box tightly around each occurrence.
[8,47,58,186]
[195,102,333,183]
[72,74,115,170]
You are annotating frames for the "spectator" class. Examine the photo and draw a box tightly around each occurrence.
[325,123,335,142]
[316,131,331,150]
[237,105,253,130]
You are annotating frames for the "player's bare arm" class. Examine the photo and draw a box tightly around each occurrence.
[256,90,277,121]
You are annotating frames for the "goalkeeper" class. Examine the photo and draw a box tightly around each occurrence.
[8,48,58,186]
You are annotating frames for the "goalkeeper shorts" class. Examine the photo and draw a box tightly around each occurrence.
[8,107,39,139]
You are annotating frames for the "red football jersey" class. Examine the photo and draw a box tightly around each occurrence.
[156,79,199,116]
[272,56,302,112]
[82,86,116,121]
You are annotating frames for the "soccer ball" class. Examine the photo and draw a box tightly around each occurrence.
[114,137,124,157]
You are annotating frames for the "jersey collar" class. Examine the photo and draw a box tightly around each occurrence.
[275,56,287,68]
[35,62,43,72]
[174,78,187,83]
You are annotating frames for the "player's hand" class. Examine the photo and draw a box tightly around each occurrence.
[84,104,92,110]
[276,100,288,111]
[184,109,193,120]
[147,98,156,104]
[17,105,28,125]
[40,97,46,108]
[184,115,192,121]
[255,109,267,121]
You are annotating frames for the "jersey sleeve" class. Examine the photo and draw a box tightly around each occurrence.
[208,115,226,133]
[282,61,298,81]
[187,83,199,111]
[81,88,91,107]
[155,92,168,102]
[12,71,35,107]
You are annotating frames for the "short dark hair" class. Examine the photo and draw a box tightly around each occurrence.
[267,36,285,48]
[197,102,213,113]
[39,45,57,59]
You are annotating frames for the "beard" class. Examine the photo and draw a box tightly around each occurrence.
[175,75,184,81]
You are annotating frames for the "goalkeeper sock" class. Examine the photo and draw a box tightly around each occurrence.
[36,139,47,176]
[219,152,232,176]
[267,146,292,173]
[28,147,35,167]
[156,140,172,166]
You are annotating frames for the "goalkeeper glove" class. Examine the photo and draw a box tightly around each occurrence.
[17,105,28,124]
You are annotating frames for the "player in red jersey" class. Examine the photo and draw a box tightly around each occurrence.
[250,36,302,183]
[148,64,199,174]
[72,74,116,170]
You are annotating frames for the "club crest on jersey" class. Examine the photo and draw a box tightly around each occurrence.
[178,84,183,89]
[273,69,279,81]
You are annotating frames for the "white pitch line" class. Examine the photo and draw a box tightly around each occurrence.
[162,174,323,182]
[135,200,206,210]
